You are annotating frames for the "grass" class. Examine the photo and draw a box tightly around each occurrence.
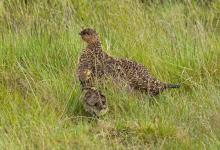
[0,0,220,149]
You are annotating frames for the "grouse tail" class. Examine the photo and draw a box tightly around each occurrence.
[166,84,181,89]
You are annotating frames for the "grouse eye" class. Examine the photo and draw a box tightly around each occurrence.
[80,31,88,35]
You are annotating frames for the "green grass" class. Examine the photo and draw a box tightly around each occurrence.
[0,0,220,149]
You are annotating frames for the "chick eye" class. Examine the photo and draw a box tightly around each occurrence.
[94,103,99,107]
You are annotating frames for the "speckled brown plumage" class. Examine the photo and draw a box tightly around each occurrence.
[77,28,180,97]
[77,28,180,115]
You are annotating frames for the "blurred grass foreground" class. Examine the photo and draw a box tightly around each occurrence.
[0,0,220,149]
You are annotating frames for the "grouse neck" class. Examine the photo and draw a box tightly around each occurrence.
[87,41,102,52]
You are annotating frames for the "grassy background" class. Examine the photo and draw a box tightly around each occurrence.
[0,0,220,149]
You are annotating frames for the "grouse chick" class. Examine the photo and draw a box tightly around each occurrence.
[83,87,108,116]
